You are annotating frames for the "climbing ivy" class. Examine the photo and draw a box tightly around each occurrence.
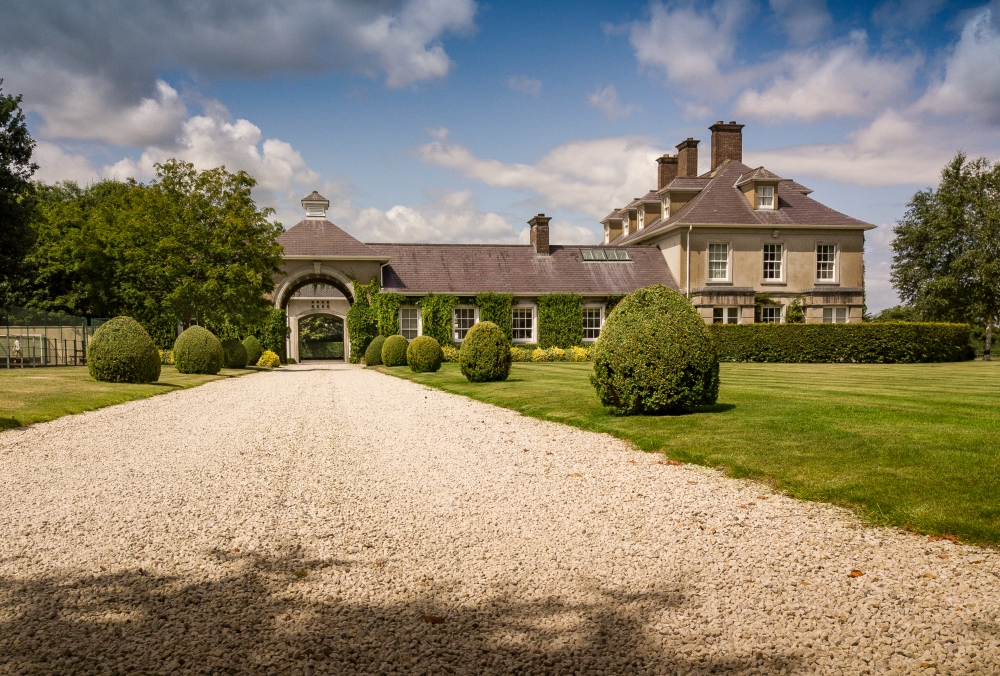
[475,292,514,340]
[537,293,583,348]
[372,292,405,337]
[346,278,379,363]
[419,293,459,346]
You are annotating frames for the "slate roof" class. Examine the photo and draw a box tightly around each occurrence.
[735,166,787,186]
[368,244,677,295]
[601,209,623,222]
[278,219,386,258]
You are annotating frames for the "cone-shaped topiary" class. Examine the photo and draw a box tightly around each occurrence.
[174,326,224,375]
[590,284,719,415]
[460,321,511,382]
[407,335,443,373]
[242,336,263,367]
[365,335,386,366]
[257,350,281,368]
[221,338,248,369]
[87,316,161,383]
[381,335,408,366]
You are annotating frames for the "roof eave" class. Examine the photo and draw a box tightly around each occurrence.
[282,254,392,262]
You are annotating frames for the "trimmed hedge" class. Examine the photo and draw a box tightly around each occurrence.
[221,338,248,369]
[174,326,224,375]
[242,336,263,367]
[591,285,719,415]
[365,335,386,366]
[408,335,443,372]
[460,321,511,382]
[87,316,161,383]
[538,294,583,348]
[710,322,974,363]
[382,335,409,366]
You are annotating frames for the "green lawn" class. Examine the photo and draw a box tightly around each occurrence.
[378,360,1000,545]
[0,365,259,431]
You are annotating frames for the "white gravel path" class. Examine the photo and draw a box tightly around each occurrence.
[0,363,997,675]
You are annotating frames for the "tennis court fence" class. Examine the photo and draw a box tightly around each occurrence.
[1,307,108,368]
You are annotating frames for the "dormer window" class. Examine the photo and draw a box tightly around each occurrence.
[662,198,669,219]
[638,208,644,230]
[757,185,775,210]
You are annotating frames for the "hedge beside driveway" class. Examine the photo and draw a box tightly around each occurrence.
[710,322,974,363]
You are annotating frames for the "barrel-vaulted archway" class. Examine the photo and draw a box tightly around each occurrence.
[275,265,356,363]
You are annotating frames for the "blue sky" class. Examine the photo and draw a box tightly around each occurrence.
[3,0,999,311]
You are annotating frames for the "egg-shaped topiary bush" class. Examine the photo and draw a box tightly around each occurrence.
[174,326,224,375]
[242,335,263,366]
[87,316,161,383]
[407,335,443,373]
[590,284,719,415]
[381,335,409,367]
[460,321,511,383]
[221,338,248,369]
[365,335,386,366]
[257,350,281,368]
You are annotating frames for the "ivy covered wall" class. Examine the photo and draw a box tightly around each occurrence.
[420,293,458,346]
[346,278,379,363]
[372,292,405,337]
[475,292,514,339]
[537,293,583,348]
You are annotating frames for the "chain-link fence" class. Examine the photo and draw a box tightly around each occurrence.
[1,307,108,368]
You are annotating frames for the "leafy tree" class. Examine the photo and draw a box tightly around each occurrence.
[870,305,922,323]
[892,153,1000,359]
[299,315,343,342]
[0,81,37,309]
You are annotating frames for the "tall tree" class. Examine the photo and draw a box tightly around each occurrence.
[892,153,1000,359]
[0,80,38,309]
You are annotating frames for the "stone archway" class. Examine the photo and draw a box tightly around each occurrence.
[276,267,355,363]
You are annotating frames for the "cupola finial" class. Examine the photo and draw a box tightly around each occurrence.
[301,191,330,219]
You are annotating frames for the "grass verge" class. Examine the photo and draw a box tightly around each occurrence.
[377,361,1000,546]
[0,365,261,431]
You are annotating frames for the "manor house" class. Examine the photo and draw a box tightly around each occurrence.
[274,121,873,361]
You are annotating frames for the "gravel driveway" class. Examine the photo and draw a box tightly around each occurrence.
[1,363,997,675]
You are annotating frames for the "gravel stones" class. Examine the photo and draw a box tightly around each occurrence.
[0,363,998,675]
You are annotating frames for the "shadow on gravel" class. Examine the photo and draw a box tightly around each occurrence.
[0,549,801,675]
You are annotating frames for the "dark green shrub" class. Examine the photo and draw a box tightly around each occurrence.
[407,336,443,372]
[300,341,344,359]
[460,321,511,382]
[174,326,224,375]
[710,323,974,363]
[538,293,583,348]
[87,316,161,383]
[365,335,386,366]
[221,338,248,368]
[591,285,719,415]
[242,335,263,366]
[382,335,409,366]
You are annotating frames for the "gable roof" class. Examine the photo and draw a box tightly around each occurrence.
[370,244,677,295]
[278,219,387,259]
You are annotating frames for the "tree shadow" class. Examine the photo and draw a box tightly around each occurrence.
[0,548,801,675]
[0,417,21,431]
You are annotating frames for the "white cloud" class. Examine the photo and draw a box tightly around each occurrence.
[588,85,641,120]
[31,142,102,185]
[769,0,832,46]
[352,189,520,243]
[416,128,665,219]
[734,32,919,121]
[507,75,542,97]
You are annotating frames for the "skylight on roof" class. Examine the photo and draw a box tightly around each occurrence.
[581,248,631,261]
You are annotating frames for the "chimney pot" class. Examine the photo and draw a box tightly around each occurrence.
[528,214,551,256]
[708,120,744,171]
[675,138,700,178]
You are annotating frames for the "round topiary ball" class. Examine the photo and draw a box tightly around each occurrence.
[87,316,161,383]
[221,338,248,369]
[407,335,443,373]
[381,335,409,367]
[460,321,511,382]
[257,350,281,368]
[242,336,263,366]
[590,284,719,415]
[174,326,224,375]
[365,335,386,366]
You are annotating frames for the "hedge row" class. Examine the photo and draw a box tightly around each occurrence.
[709,322,974,363]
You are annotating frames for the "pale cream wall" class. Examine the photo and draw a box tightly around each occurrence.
[657,232,684,289]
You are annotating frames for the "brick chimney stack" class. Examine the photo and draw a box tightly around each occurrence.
[657,154,678,189]
[676,138,700,178]
[709,120,744,170]
[528,214,551,256]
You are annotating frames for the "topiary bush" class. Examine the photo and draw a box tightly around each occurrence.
[460,321,511,382]
[382,335,409,366]
[87,316,161,383]
[257,350,281,368]
[221,338,248,369]
[365,335,386,366]
[174,326,224,375]
[591,284,719,415]
[407,335,443,372]
[242,336,263,366]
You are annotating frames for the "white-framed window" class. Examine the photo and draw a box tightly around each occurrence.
[760,306,781,323]
[757,185,775,210]
[583,305,604,341]
[399,307,421,340]
[816,244,837,282]
[604,225,610,245]
[713,307,739,324]
[453,307,478,342]
[638,208,645,230]
[511,305,535,343]
[662,198,669,219]
[823,307,848,324]
[708,242,730,281]
[762,243,783,281]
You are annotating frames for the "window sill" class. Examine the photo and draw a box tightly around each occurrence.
[705,280,733,285]
[813,280,840,285]
[760,281,786,286]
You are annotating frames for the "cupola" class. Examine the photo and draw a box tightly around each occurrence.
[301,191,330,219]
